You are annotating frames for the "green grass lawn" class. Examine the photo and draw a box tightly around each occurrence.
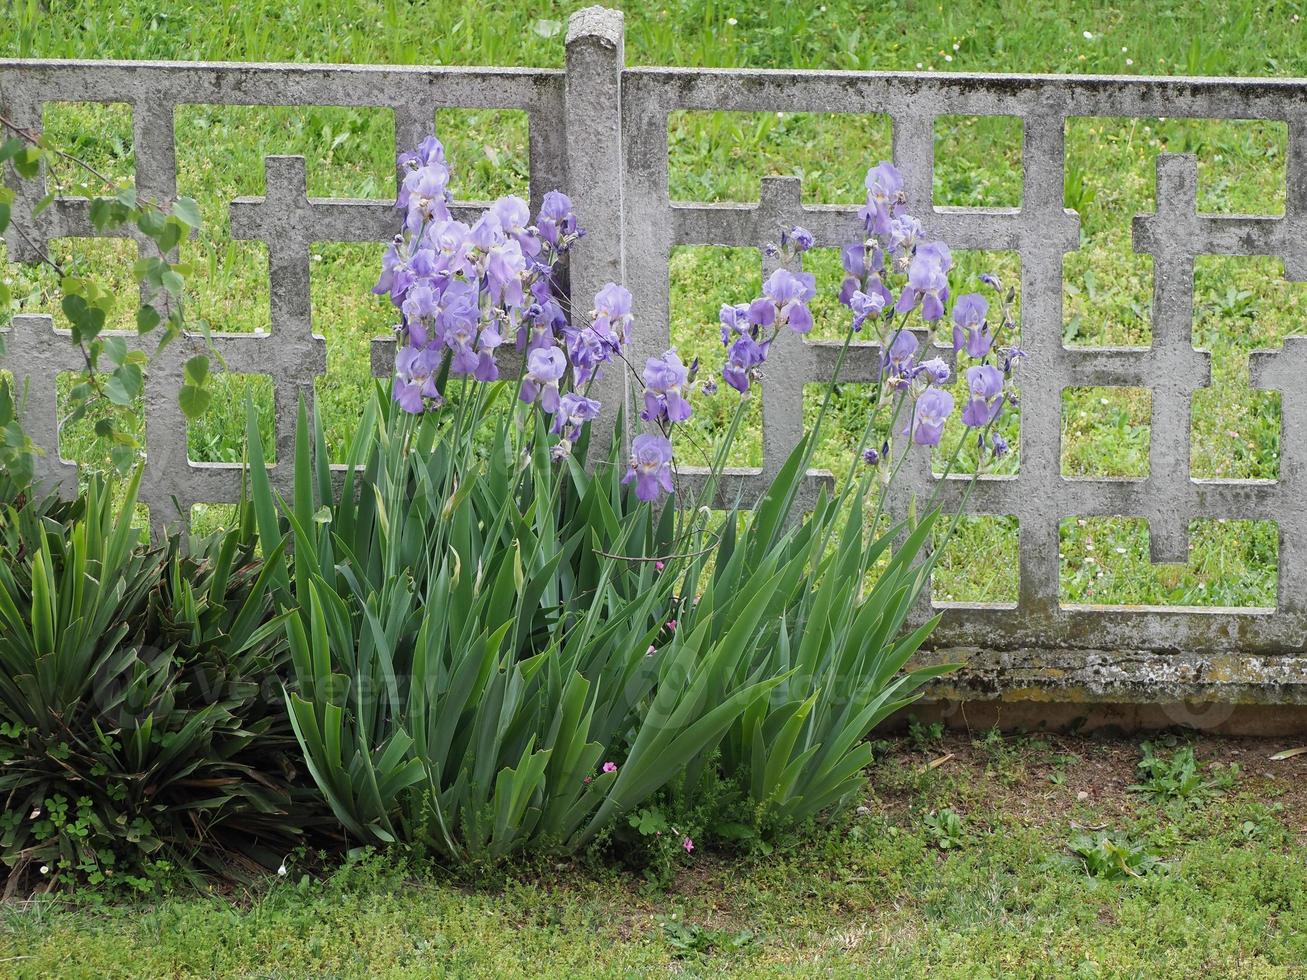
[2,733,1303,977]
[2,0,1305,606]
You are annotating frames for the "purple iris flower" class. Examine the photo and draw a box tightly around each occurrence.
[915,357,951,385]
[723,334,769,394]
[895,241,952,321]
[537,191,578,249]
[910,388,954,446]
[642,350,693,423]
[398,135,447,175]
[485,238,527,307]
[838,241,894,309]
[849,289,886,331]
[425,219,476,280]
[475,350,500,382]
[401,283,440,346]
[400,161,452,233]
[888,213,924,260]
[491,195,540,258]
[919,240,952,273]
[520,285,568,352]
[468,214,503,254]
[436,279,479,337]
[951,293,992,359]
[592,283,634,349]
[750,268,817,334]
[521,345,567,413]
[563,322,614,385]
[408,247,445,285]
[623,433,675,501]
[445,318,480,376]
[789,225,814,252]
[961,364,1004,427]
[998,345,1028,375]
[442,297,502,381]
[719,302,752,344]
[551,392,601,441]
[374,240,409,304]
[991,432,1010,458]
[393,345,443,414]
[885,329,919,377]
[860,161,904,236]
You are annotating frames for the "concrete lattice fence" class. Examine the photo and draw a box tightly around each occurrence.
[3,6,1307,719]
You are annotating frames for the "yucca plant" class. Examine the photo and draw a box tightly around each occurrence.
[0,472,314,891]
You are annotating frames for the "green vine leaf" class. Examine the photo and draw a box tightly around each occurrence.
[178,384,211,420]
[171,197,202,230]
[136,305,161,334]
[104,364,143,406]
[183,355,209,387]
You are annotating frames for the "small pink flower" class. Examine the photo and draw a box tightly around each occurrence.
[647,645,657,656]
[583,776,592,784]
[602,761,618,774]
[665,619,677,632]
[655,561,666,572]
[682,836,694,853]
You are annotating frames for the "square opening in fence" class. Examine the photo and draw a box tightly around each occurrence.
[943,250,1021,345]
[932,515,1019,606]
[668,111,892,205]
[42,237,141,334]
[56,369,142,471]
[1059,516,1276,608]
[1061,386,1150,478]
[43,101,135,186]
[1191,384,1280,482]
[1064,117,1287,218]
[187,373,274,465]
[670,245,763,469]
[310,242,393,462]
[801,381,883,477]
[435,109,530,202]
[1190,254,1307,481]
[933,116,1023,209]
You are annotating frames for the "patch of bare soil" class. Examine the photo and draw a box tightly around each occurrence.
[868,732,1307,835]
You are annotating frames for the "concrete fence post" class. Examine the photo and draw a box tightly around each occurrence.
[564,6,628,468]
